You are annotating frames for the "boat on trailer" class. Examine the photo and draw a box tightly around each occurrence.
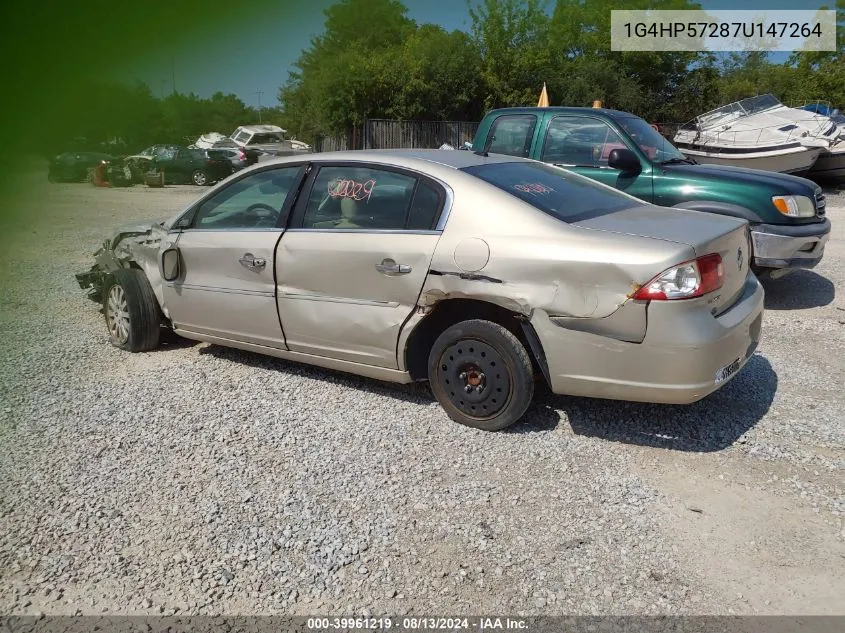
[673,95,827,174]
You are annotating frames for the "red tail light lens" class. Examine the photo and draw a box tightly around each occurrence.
[631,253,724,301]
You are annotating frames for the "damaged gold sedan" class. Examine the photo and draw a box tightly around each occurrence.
[77,150,764,431]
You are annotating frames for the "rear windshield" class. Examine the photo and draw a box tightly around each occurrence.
[461,161,643,222]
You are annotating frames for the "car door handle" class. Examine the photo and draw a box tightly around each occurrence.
[375,258,411,275]
[238,253,266,270]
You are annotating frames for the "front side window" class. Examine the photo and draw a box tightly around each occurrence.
[542,116,630,167]
[191,167,302,229]
[484,115,537,158]
[462,161,643,223]
[300,166,429,230]
[615,116,686,163]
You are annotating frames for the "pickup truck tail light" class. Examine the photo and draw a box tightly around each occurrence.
[630,253,723,301]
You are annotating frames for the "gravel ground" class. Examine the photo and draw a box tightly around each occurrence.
[0,166,842,616]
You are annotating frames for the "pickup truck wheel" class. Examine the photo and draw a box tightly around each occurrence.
[103,268,161,352]
[428,319,534,431]
[191,169,209,186]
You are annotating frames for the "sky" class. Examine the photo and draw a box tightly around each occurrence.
[123,0,833,107]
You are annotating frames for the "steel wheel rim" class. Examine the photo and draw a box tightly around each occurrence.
[193,171,207,185]
[437,338,512,420]
[106,285,130,344]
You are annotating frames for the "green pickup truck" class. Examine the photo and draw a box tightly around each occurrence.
[471,107,831,278]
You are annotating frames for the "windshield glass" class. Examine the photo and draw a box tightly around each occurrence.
[737,93,781,115]
[615,116,686,163]
[249,133,284,144]
[461,161,643,223]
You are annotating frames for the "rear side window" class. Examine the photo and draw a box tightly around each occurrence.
[301,166,416,230]
[407,182,442,230]
[484,115,536,158]
[461,161,643,222]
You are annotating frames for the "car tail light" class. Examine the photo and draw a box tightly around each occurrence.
[630,253,723,301]
[239,151,246,160]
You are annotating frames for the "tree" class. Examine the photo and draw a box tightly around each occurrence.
[468,0,553,110]
[279,0,417,137]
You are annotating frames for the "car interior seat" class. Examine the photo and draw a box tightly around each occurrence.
[335,197,361,228]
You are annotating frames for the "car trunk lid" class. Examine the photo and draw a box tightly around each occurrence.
[574,205,751,313]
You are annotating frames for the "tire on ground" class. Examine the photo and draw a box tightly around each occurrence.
[103,268,161,352]
[427,319,534,432]
[191,170,208,186]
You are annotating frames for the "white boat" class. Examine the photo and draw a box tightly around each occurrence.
[789,102,845,179]
[193,132,240,150]
[674,95,826,174]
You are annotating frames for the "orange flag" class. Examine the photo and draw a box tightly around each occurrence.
[537,82,549,107]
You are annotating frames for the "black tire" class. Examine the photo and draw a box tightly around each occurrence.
[428,319,534,431]
[191,169,209,186]
[102,268,161,352]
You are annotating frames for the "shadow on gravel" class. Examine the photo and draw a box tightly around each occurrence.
[198,344,438,405]
[542,354,778,452]
[505,399,562,434]
[151,329,200,351]
[761,270,835,310]
[809,181,844,195]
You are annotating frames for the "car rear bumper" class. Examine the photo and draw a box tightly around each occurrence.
[751,219,831,269]
[531,273,764,404]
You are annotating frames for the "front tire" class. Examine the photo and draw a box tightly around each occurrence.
[103,268,161,352]
[428,319,534,431]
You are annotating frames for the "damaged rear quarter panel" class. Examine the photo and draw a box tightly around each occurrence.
[421,176,693,322]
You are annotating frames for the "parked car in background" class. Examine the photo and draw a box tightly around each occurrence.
[122,145,182,183]
[76,150,763,432]
[203,147,251,171]
[473,106,831,279]
[122,145,234,185]
[48,152,115,182]
[230,124,312,158]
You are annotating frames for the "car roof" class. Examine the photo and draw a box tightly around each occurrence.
[257,149,528,171]
[484,106,640,121]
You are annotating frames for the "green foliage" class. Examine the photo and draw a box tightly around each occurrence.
[41,0,845,152]
[40,82,262,155]
[279,0,484,138]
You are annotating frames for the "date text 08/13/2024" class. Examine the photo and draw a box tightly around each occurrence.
[306,617,529,630]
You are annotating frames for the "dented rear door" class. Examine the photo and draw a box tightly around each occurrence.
[275,163,447,369]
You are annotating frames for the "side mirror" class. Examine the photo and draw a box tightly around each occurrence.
[608,148,641,174]
[161,247,181,282]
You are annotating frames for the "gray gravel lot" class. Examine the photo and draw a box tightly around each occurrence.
[0,166,842,616]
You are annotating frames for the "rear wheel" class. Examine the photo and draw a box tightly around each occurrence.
[428,319,534,431]
[191,169,208,186]
[103,268,161,352]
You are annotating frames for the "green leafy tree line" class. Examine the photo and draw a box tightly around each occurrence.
[281,0,845,139]
[43,0,844,152]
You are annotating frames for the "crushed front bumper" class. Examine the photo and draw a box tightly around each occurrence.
[751,218,831,270]
[75,268,106,302]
